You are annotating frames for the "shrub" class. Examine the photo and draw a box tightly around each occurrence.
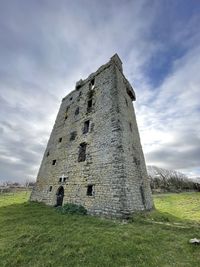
[56,203,87,215]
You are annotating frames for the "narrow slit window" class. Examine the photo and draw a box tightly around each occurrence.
[52,159,57,165]
[58,137,62,143]
[90,78,95,90]
[87,99,93,112]
[87,185,94,196]
[46,151,50,157]
[49,186,52,192]
[78,142,87,162]
[75,107,79,115]
[83,120,90,134]
[129,122,132,132]
[125,98,128,107]
[64,107,69,120]
[59,177,62,182]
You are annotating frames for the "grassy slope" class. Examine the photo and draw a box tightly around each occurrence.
[0,192,199,267]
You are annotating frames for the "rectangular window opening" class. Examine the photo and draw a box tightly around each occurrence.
[63,177,67,182]
[90,78,95,90]
[88,99,92,108]
[87,185,94,196]
[49,186,52,192]
[70,131,77,141]
[78,142,87,162]
[83,120,90,134]
[58,137,62,143]
[52,159,56,165]
[75,107,79,115]
[129,122,132,132]
[59,177,62,182]
[65,107,69,120]
[87,99,93,112]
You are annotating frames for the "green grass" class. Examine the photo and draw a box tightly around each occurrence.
[154,192,200,222]
[0,191,200,267]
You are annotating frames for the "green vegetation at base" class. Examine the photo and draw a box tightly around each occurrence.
[0,192,200,267]
[56,203,87,215]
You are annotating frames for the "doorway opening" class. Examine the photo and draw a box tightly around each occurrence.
[56,186,64,207]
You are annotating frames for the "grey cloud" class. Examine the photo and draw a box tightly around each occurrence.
[0,0,199,182]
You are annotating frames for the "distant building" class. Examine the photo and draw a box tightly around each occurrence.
[30,54,153,218]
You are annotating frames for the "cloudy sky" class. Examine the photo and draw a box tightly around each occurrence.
[0,0,200,183]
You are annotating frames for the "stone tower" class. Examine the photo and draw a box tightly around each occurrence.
[30,54,153,218]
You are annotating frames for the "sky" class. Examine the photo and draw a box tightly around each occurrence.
[0,0,200,183]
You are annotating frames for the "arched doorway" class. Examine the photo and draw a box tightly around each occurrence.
[56,186,64,207]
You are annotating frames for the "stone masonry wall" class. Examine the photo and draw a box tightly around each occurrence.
[30,54,153,218]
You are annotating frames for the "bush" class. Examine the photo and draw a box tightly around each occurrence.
[56,203,87,215]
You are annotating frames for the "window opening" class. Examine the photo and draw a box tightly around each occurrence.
[64,107,69,120]
[49,186,52,192]
[125,98,128,106]
[46,151,50,157]
[133,157,140,166]
[63,177,67,182]
[83,120,90,134]
[129,122,132,132]
[90,78,95,90]
[52,160,56,165]
[58,137,62,143]
[75,107,79,115]
[78,142,87,162]
[70,96,73,101]
[87,185,94,196]
[87,99,93,112]
[70,131,77,141]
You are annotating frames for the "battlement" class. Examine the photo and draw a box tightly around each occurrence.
[62,54,135,103]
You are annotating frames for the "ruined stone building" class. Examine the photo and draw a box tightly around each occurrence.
[30,54,153,218]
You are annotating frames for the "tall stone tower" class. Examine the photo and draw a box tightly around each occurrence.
[31,54,153,218]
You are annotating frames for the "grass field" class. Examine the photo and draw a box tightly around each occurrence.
[0,191,200,267]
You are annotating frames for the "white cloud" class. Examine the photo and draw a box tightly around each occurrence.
[0,0,199,182]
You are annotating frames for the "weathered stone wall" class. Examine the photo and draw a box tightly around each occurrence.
[30,54,153,218]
